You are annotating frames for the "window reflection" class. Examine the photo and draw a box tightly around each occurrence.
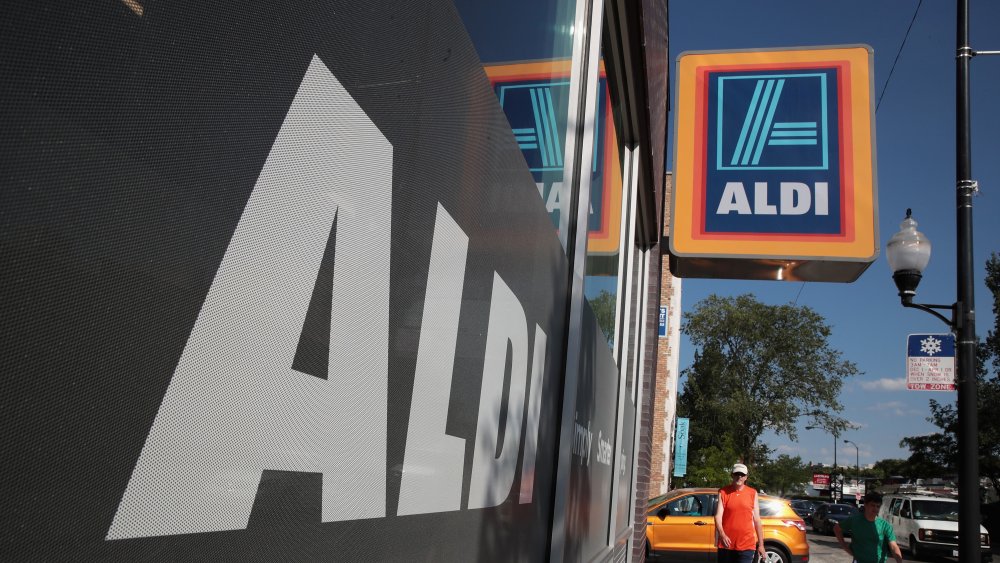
[455,2,624,351]
[485,61,572,229]
[584,60,625,350]
[454,0,579,250]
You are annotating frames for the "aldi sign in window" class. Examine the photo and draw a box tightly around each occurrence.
[485,61,623,255]
[670,45,878,282]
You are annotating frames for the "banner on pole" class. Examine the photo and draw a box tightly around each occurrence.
[673,417,690,477]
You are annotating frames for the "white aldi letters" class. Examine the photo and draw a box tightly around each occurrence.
[716,181,829,216]
[108,55,394,538]
[108,55,547,539]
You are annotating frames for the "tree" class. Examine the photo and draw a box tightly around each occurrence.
[900,252,1000,494]
[872,458,910,480]
[898,431,952,477]
[589,290,616,345]
[756,455,811,497]
[987,253,1000,371]
[678,294,859,465]
[679,436,742,489]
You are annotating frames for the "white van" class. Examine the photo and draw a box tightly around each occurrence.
[879,494,991,562]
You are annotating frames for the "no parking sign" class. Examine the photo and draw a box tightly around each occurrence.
[906,333,956,391]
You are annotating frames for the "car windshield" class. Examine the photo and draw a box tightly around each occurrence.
[829,505,857,515]
[648,490,685,508]
[911,500,959,521]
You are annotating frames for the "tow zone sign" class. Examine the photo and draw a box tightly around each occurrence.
[906,333,956,391]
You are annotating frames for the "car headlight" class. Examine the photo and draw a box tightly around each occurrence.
[918,529,933,541]
[982,533,990,546]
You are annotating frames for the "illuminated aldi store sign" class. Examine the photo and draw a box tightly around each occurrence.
[670,45,878,282]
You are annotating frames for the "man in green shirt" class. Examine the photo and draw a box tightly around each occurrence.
[835,492,903,563]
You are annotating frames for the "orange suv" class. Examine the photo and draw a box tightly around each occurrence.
[645,488,810,563]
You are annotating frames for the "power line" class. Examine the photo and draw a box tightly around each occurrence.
[876,0,923,114]
[793,282,805,305]
[792,5,922,313]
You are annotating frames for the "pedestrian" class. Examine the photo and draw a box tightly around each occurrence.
[834,492,903,563]
[715,463,767,563]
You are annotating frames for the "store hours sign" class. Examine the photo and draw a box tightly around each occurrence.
[906,334,956,391]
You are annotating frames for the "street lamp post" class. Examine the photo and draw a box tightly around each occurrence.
[885,2,1000,559]
[843,439,860,496]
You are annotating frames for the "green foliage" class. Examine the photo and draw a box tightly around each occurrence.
[898,429,952,476]
[589,290,616,345]
[678,294,859,465]
[871,458,910,479]
[677,436,741,489]
[755,455,812,497]
[986,253,1000,373]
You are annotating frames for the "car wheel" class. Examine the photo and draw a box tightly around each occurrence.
[909,535,922,560]
[763,544,788,563]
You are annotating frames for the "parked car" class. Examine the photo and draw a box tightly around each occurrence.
[789,499,818,520]
[645,488,809,562]
[879,493,991,562]
[810,503,858,535]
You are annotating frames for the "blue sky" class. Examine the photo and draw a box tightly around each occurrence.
[668,0,1000,468]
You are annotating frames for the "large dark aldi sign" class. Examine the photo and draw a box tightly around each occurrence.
[0,0,579,560]
[670,45,879,282]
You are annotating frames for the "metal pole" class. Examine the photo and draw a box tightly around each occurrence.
[833,431,837,471]
[845,440,859,493]
[956,0,980,559]
[832,432,838,501]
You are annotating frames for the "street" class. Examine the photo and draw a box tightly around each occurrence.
[805,531,996,563]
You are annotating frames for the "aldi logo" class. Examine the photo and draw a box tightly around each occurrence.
[716,72,831,171]
[670,45,878,282]
[706,66,842,236]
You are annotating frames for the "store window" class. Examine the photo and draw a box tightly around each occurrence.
[454,0,582,252]
[582,57,626,349]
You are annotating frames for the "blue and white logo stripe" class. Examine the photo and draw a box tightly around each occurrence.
[497,83,566,171]
[730,78,785,166]
[769,122,818,146]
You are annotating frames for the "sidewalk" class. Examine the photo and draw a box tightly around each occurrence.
[805,531,996,563]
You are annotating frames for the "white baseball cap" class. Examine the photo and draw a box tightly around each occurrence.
[732,463,749,475]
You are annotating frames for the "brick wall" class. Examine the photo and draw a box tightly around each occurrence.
[632,173,677,561]
[649,172,679,497]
